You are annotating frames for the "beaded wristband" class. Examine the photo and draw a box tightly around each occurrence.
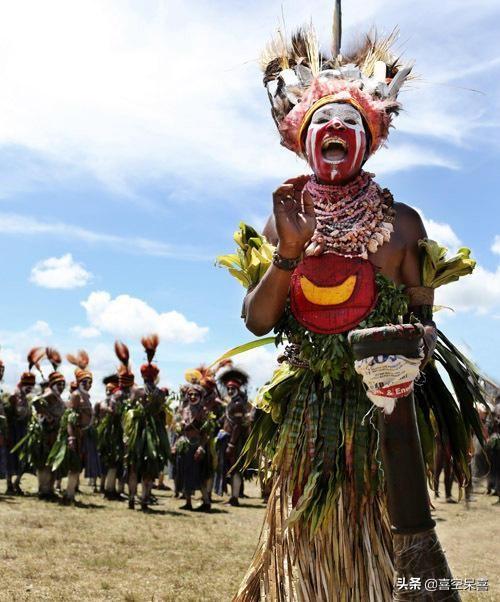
[272,249,301,271]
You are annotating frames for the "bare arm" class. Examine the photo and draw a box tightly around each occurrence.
[396,203,436,362]
[244,177,316,335]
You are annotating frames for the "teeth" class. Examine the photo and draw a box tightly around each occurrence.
[321,137,347,151]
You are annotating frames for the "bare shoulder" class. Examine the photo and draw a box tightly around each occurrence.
[263,214,278,245]
[393,202,427,241]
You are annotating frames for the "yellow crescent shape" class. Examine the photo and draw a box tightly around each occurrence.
[300,274,357,306]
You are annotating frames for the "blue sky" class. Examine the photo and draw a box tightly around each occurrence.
[0,0,499,396]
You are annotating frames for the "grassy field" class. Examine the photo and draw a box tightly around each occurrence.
[0,475,498,601]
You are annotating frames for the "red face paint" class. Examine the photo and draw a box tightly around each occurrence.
[305,103,367,184]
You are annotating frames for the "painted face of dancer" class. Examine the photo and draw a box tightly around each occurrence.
[227,384,239,399]
[79,377,92,392]
[52,380,66,395]
[305,103,367,185]
[188,389,201,405]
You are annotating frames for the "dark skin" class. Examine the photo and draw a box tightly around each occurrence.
[243,175,435,361]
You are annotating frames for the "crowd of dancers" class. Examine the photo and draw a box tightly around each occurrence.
[0,336,256,512]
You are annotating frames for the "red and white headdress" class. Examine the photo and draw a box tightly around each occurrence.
[262,1,412,157]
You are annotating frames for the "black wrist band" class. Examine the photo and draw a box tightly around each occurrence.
[272,249,301,271]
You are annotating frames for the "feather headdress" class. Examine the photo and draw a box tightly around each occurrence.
[114,341,134,387]
[67,350,92,384]
[184,359,233,392]
[46,347,66,387]
[218,366,249,390]
[20,347,46,386]
[262,1,412,155]
[140,334,160,382]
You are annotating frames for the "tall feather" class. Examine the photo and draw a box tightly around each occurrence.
[114,341,130,369]
[46,347,62,371]
[27,347,46,374]
[66,350,89,370]
[332,0,342,58]
[141,334,159,364]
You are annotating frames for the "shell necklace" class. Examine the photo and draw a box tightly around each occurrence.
[305,171,396,259]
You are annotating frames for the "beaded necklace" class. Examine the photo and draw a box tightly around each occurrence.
[305,171,396,259]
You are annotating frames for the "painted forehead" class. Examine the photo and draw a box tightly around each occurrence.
[311,103,363,124]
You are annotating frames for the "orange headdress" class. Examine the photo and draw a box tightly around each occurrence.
[67,350,92,384]
[115,341,134,388]
[19,347,45,386]
[46,347,66,387]
[140,334,160,383]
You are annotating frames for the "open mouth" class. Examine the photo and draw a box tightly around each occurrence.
[321,136,348,163]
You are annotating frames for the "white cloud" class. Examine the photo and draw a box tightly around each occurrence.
[30,253,92,289]
[0,212,209,260]
[367,144,459,176]
[491,235,500,255]
[71,325,101,339]
[436,265,500,315]
[0,0,497,195]
[413,208,462,249]
[81,291,208,343]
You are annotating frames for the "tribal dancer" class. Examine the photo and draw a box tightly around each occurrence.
[97,373,124,499]
[176,375,216,512]
[4,348,43,495]
[113,341,137,508]
[122,335,170,511]
[217,367,252,507]
[217,4,484,600]
[14,348,66,499]
[67,351,101,492]
[48,350,93,504]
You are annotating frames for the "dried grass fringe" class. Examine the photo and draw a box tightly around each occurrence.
[234,472,394,602]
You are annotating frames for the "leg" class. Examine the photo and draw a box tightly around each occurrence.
[128,467,137,509]
[228,473,242,506]
[65,471,79,504]
[433,440,443,498]
[104,467,117,498]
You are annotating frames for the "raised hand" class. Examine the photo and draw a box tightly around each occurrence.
[273,176,316,258]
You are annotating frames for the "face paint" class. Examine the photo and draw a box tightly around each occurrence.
[53,381,66,395]
[79,378,92,392]
[305,103,367,184]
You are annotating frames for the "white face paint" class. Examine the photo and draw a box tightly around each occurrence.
[305,103,367,184]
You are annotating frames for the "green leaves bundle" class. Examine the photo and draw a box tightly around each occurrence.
[419,239,476,289]
[216,223,274,289]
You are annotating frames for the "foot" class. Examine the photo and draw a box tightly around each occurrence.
[179,502,193,511]
[128,498,135,510]
[5,484,14,495]
[157,483,169,491]
[141,502,151,512]
[434,491,440,499]
[13,484,24,496]
[194,503,211,513]
[226,497,240,507]
[446,496,457,504]
[61,495,74,506]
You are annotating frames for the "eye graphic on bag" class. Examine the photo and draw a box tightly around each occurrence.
[290,254,377,334]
